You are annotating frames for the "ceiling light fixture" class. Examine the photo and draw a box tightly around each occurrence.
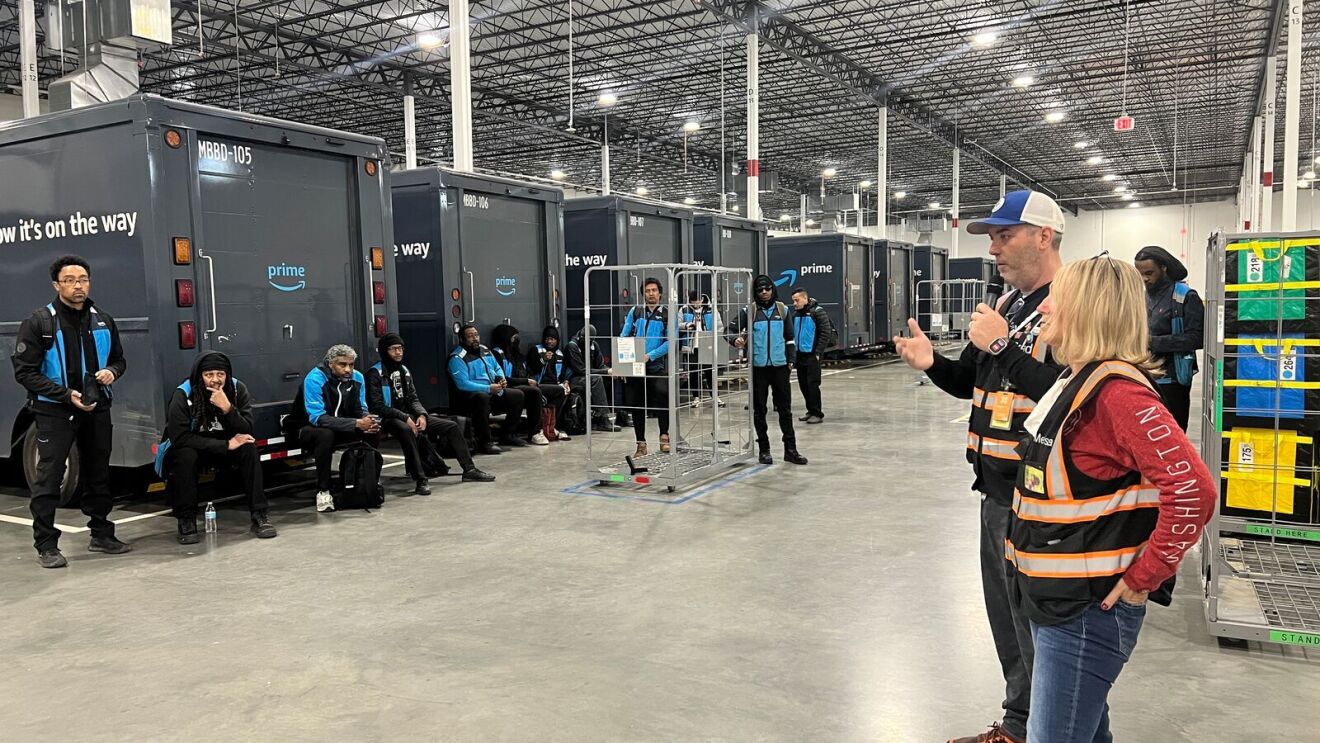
[1113,185,1129,193]
[1044,111,1066,124]
[822,167,837,178]
[894,191,907,199]
[416,31,445,50]
[683,197,697,205]
[779,214,792,222]
[1011,75,1034,88]
[972,31,998,47]
[549,169,566,181]
[683,121,701,133]
[928,201,941,209]
[1073,141,1088,149]
[635,186,648,196]
[1128,202,1141,209]
[597,91,618,107]
[1121,193,1135,201]
[1101,173,1118,182]
[1087,155,1105,166]
[859,180,873,188]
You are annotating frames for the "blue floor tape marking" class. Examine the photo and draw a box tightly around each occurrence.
[560,464,770,505]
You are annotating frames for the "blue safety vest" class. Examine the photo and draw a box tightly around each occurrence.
[38,302,113,404]
[532,345,570,383]
[793,313,818,354]
[752,302,790,367]
[153,377,242,477]
[621,305,670,364]
[1159,282,1196,386]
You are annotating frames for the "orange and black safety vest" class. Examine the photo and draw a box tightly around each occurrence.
[965,289,1052,492]
[1007,360,1165,624]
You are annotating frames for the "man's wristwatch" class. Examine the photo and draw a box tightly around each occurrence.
[988,337,1011,356]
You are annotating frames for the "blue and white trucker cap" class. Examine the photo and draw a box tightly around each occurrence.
[966,190,1066,235]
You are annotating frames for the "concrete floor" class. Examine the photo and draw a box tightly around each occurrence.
[0,361,1316,742]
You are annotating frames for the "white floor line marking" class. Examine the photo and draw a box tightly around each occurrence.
[0,513,88,533]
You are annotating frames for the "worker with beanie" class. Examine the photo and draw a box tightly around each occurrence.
[527,325,573,441]
[1134,246,1204,430]
[728,274,808,466]
[367,332,495,492]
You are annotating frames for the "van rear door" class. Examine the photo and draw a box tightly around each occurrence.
[194,138,361,435]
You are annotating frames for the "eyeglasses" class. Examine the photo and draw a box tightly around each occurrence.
[1091,250,1124,285]
[58,277,90,287]
[756,286,773,293]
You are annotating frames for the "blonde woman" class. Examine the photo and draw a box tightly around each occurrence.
[1009,256,1215,742]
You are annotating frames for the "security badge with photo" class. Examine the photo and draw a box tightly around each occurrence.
[1023,465,1045,494]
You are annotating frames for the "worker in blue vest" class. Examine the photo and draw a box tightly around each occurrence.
[11,255,130,568]
[790,287,838,424]
[729,275,808,466]
[620,277,673,458]
[1133,246,1204,430]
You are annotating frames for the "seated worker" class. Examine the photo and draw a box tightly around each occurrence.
[489,323,552,445]
[526,325,573,441]
[294,344,382,513]
[159,351,276,544]
[680,291,716,403]
[449,323,541,453]
[367,332,495,493]
[566,324,621,432]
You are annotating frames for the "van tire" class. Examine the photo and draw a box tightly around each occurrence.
[23,424,80,507]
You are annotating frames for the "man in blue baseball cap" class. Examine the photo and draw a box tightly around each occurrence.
[895,190,1066,743]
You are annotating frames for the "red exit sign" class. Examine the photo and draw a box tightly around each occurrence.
[1114,115,1136,132]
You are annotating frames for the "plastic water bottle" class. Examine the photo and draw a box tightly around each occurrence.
[204,502,217,533]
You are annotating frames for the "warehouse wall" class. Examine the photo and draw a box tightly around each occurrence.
[0,92,48,120]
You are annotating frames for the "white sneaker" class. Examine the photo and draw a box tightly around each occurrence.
[529,432,551,446]
[555,430,571,442]
[315,491,335,513]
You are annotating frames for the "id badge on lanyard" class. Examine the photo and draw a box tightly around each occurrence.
[989,390,1015,430]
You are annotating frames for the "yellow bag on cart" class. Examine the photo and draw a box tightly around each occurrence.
[1222,428,1311,514]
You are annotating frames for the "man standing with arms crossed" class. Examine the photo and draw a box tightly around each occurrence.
[894,191,1066,743]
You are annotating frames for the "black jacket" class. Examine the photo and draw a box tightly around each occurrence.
[366,362,428,422]
[924,285,1065,502]
[567,327,608,379]
[1145,277,1203,381]
[165,351,254,456]
[793,300,838,357]
[12,298,126,412]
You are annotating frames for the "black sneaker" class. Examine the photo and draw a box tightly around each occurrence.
[784,449,808,465]
[478,442,504,455]
[593,417,621,432]
[250,511,278,539]
[177,517,200,545]
[414,478,432,496]
[88,536,132,555]
[38,549,67,569]
[798,414,810,422]
[758,451,773,465]
[462,468,496,482]
[500,437,529,448]
[805,415,823,424]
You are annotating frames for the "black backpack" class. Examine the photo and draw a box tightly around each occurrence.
[561,390,586,436]
[335,444,384,510]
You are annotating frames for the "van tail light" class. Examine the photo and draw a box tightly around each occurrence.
[173,237,192,265]
[374,315,387,337]
[370,247,384,270]
[178,322,197,349]
[373,281,386,304]
[176,279,194,307]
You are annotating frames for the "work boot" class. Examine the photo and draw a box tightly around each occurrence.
[784,449,808,465]
[462,467,496,482]
[37,549,67,569]
[414,478,432,496]
[615,412,632,427]
[501,436,529,448]
[177,517,200,545]
[758,450,773,465]
[88,535,132,555]
[250,511,278,539]
[659,434,671,453]
[948,722,1024,743]
[634,442,649,458]
[593,416,621,432]
[478,442,504,455]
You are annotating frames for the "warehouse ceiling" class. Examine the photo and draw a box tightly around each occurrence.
[0,0,1310,223]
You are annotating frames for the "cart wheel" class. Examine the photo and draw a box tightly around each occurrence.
[667,486,676,493]
[1216,637,1249,650]
[598,480,610,487]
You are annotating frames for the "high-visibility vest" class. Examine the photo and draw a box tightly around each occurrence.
[1007,359,1166,624]
[965,290,1052,479]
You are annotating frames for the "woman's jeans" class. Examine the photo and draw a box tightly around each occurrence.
[1028,600,1147,743]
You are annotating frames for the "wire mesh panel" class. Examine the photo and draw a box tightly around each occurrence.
[914,278,986,347]
[583,264,755,491]
[1202,231,1320,649]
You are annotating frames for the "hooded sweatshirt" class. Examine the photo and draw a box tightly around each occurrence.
[728,275,796,367]
[164,351,254,455]
[528,325,569,384]
[567,324,608,378]
[490,324,532,384]
[1135,246,1203,383]
[367,332,429,421]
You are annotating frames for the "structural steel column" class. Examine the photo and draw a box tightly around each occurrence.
[878,106,887,239]
[952,147,961,258]
[745,29,760,221]
[19,0,38,118]
[1282,1,1304,231]
[1262,56,1277,230]
[999,174,1007,199]
[450,0,474,172]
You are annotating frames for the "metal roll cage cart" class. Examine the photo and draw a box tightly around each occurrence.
[915,278,987,348]
[584,264,756,492]
[1201,230,1320,649]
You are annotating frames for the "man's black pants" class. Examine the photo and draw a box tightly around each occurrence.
[298,427,382,492]
[752,365,796,452]
[540,383,567,423]
[380,415,475,476]
[795,354,824,419]
[167,443,266,519]
[980,493,1035,741]
[30,409,115,552]
[460,387,541,444]
[1157,382,1192,431]
[624,375,670,443]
